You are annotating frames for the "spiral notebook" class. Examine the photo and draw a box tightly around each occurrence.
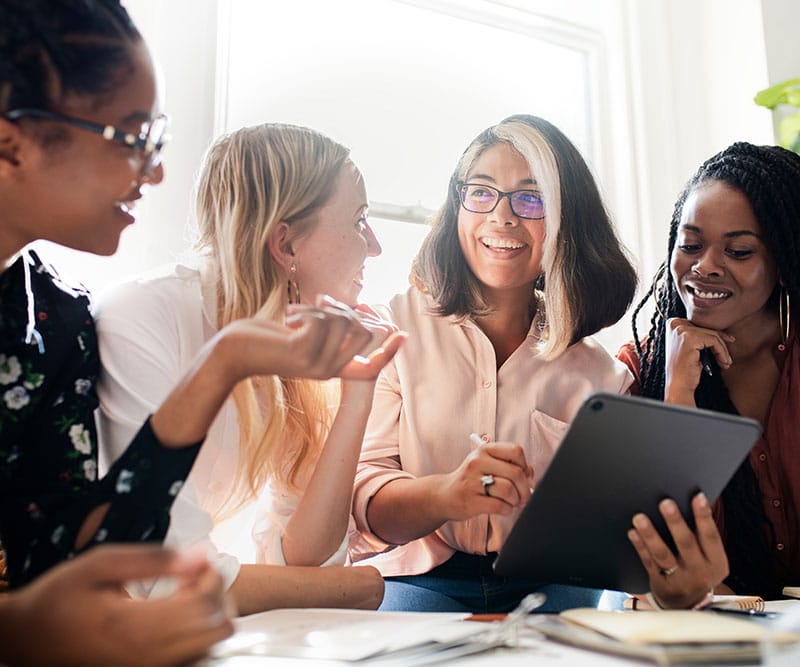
[493,393,762,593]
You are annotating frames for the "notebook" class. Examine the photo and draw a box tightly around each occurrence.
[493,392,762,593]
[534,607,800,665]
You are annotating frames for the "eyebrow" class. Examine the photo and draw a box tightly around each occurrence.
[468,172,538,187]
[679,223,763,240]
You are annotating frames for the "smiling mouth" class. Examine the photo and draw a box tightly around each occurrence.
[480,237,525,250]
[687,285,731,300]
[114,200,137,215]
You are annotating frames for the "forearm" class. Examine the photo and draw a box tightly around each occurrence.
[282,381,375,565]
[366,475,452,545]
[149,334,238,447]
[663,380,698,407]
[230,563,385,615]
[0,594,29,666]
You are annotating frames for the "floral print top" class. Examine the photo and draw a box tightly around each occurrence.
[0,252,201,588]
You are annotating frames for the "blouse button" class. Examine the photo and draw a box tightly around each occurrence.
[482,380,493,388]
[758,453,767,462]
[777,543,786,551]
[481,433,490,443]
[773,499,782,508]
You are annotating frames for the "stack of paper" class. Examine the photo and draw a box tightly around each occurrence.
[206,608,503,665]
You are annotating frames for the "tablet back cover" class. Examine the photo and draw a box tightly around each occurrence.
[493,393,761,593]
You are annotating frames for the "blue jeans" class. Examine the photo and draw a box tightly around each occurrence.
[379,551,616,613]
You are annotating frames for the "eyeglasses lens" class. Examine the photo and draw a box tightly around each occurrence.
[141,115,169,174]
[460,185,543,219]
[509,191,544,219]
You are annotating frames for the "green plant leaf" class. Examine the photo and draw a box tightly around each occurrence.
[754,78,800,109]
[778,112,800,151]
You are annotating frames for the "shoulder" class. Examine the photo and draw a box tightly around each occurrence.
[558,336,633,389]
[386,287,442,328]
[25,252,92,307]
[94,263,202,322]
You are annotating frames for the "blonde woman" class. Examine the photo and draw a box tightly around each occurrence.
[96,123,405,615]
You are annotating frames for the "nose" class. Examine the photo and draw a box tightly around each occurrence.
[489,193,518,226]
[364,221,382,257]
[141,160,165,186]
[692,248,725,277]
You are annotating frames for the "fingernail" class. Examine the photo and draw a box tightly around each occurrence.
[696,492,708,507]
[659,498,678,515]
[627,529,641,544]
[632,513,649,529]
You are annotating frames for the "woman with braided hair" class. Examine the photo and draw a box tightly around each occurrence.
[0,1,391,663]
[619,142,800,607]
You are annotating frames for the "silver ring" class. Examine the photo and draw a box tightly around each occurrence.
[481,474,495,496]
[658,565,679,577]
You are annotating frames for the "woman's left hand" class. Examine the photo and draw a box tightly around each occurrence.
[627,492,729,608]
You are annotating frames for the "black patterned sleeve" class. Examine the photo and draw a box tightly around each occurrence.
[91,418,201,545]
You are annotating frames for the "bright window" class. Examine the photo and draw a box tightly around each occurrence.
[221,0,597,305]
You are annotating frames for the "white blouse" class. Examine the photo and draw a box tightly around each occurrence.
[95,262,349,597]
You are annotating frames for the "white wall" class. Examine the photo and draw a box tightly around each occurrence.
[34,0,793,352]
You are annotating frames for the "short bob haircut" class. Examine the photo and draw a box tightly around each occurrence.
[411,114,637,359]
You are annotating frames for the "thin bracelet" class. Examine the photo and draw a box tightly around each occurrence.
[645,589,714,611]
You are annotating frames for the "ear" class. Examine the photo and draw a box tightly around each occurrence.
[0,117,24,173]
[267,221,296,271]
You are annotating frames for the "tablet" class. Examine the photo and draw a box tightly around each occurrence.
[492,392,762,593]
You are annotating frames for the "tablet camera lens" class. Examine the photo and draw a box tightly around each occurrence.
[590,400,604,411]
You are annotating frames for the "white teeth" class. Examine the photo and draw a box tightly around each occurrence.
[481,237,524,249]
[114,201,135,214]
[693,289,728,299]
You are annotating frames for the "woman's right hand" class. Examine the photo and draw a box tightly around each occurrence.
[1,545,233,667]
[440,440,534,520]
[664,318,735,405]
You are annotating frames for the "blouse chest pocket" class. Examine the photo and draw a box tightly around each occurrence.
[528,409,570,485]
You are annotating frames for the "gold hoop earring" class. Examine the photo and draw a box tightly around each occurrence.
[779,286,791,351]
[287,262,301,305]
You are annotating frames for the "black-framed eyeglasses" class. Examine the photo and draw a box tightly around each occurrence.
[3,107,170,176]
[457,182,545,220]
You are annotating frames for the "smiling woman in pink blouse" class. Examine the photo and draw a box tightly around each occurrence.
[350,115,638,613]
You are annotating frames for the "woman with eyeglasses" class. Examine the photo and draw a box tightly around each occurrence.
[0,1,391,663]
[351,115,638,613]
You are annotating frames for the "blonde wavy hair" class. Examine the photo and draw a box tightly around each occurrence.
[194,123,352,513]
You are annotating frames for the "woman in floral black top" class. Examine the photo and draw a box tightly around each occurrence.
[0,250,199,587]
[0,7,388,663]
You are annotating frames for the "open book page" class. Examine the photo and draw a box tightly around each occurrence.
[766,599,800,613]
[533,608,800,666]
[560,608,767,644]
[533,615,763,666]
[207,608,497,662]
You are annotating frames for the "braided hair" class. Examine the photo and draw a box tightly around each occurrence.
[1,0,141,126]
[630,142,800,597]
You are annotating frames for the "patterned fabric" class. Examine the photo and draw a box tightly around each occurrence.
[0,251,201,588]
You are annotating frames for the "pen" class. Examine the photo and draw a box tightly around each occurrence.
[710,607,777,619]
[469,432,485,447]
[699,348,714,377]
